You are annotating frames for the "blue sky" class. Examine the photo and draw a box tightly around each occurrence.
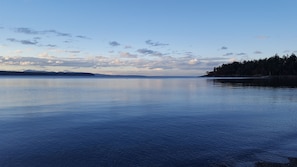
[0,0,297,76]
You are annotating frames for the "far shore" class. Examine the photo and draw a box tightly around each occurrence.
[0,71,199,78]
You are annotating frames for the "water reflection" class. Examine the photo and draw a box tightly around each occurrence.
[211,77,297,88]
[209,78,297,105]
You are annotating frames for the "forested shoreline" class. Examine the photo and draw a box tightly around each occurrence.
[206,54,297,77]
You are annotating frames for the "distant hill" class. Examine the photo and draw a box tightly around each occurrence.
[0,71,96,76]
[206,54,297,77]
[0,71,150,78]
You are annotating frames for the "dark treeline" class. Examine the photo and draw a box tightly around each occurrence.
[206,54,297,77]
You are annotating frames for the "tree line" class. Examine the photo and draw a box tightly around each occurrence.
[206,54,297,77]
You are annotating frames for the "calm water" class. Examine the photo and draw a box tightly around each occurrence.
[0,77,297,167]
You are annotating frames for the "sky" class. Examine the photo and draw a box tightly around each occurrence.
[0,0,297,76]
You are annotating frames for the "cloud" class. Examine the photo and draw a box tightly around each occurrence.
[46,29,71,37]
[1,56,41,66]
[137,48,164,57]
[119,52,138,58]
[20,40,38,45]
[15,27,39,35]
[14,27,89,39]
[181,52,200,58]
[6,38,17,42]
[125,45,132,49]
[38,52,56,59]
[0,55,95,68]
[137,56,229,72]
[14,50,23,54]
[7,38,38,45]
[137,48,155,54]
[0,54,232,76]
[76,35,90,39]
[46,44,57,47]
[145,40,169,47]
[66,50,81,54]
[34,37,41,40]
[188,58,199,65]
[236,53,246,56]
[109,41,120,46]
[220,46,228,50]
[223,52,233,56]
[20,61,36,66]
[254,51,262,54]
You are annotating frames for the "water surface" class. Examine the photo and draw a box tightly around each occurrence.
[0,77,297,167]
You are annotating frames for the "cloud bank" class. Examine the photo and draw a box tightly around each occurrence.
[0,52,229,75]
